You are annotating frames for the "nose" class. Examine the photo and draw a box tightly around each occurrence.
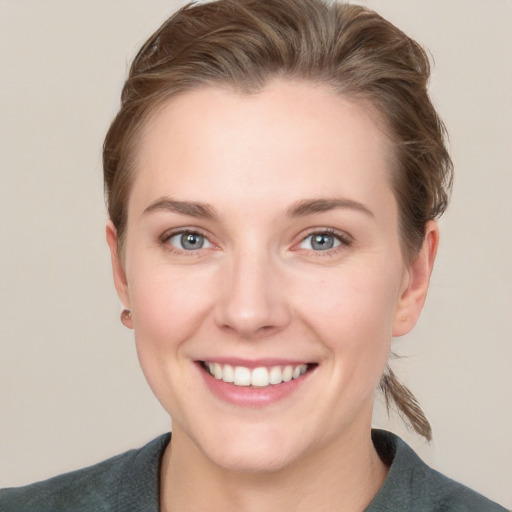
[214,248,291,339]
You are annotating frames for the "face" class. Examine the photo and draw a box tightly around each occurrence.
[108,80,436,473]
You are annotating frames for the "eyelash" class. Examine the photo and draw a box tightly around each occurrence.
[296,228,352,256]
[160,228,214,256]
[159,227,352,256]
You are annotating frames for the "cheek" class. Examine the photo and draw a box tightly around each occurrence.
[294,262,403,379]
[127,266,216,414]
[127,261,216,373]
[132,267,212,334]
[297,262,402,338]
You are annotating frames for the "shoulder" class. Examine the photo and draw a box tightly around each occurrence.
[367,430,508,512]
[0,433,170,512]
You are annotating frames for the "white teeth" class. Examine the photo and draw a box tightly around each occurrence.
[251,367,269,387]
[269,366,283,385]
[205,362,309,387]
[213,363,223,380]
[222,364,234,383]
[282,365,293,382]
[233,366,251,386]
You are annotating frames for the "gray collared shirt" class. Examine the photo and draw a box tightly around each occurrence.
[1,430,507,511]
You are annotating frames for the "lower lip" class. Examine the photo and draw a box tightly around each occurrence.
[198,364,313,407]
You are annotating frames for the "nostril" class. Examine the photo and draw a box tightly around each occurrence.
[213,260,292,337]
[217,321,283,340]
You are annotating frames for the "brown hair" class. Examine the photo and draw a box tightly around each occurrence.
[103,0,453,441]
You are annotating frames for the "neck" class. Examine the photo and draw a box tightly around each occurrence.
[160,419,388,512]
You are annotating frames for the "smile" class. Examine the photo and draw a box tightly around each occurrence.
[202,361,310,388]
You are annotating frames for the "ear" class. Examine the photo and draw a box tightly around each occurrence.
[393,221,439,337]
[106,221,133,328]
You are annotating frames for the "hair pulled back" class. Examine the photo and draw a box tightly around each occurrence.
[103,0,453,441]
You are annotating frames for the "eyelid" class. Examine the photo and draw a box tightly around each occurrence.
[160,227,217,253]
[158,226,352,255]
[161,227,207,241]
[293,227,353,252]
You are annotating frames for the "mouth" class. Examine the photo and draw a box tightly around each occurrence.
[200,361,315,388]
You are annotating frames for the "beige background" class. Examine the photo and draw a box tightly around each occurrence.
[0,0,511,508]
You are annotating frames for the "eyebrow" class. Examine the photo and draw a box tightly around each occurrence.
[285,198,374,218]
[142,196,373,220]
[143,197,217,220]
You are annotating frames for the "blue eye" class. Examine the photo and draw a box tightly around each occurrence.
[300,232,342,251]
[168,232,212,251]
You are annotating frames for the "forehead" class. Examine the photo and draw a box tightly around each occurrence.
[131,80,395,216]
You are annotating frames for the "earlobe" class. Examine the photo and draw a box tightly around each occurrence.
[393,221,439,337]
[106,221,132,328]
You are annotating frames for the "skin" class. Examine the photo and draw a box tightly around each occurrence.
[107,80,438,511]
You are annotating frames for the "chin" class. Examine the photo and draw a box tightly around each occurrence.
[191,422,309,474]
[208,443,301,474]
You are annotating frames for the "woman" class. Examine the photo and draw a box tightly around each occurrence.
[0,0,508,510]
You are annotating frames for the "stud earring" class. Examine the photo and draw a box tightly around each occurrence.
[120,309,132,328]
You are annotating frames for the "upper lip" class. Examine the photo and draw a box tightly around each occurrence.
[197,357,313,368]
